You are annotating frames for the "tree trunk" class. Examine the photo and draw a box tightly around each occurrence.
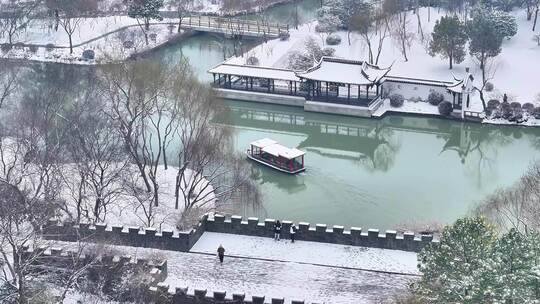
[449,54,453,69]
[69,34,73,54]
[348,31,351,45]
[533,8,539,32]
[178,17,182,33]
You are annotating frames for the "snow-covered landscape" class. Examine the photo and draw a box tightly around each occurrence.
[2,0,540,303]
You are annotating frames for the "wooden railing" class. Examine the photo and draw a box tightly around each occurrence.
[182,15,288,37]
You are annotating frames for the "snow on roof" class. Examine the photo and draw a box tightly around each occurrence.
[208,63,301,82]
[251,138,305,159]
[447,73,475,94]
[296,57,391,85]
[262,144,305,159]
[250,138,278,148]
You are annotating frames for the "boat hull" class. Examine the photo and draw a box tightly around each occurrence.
[246,153,305,174]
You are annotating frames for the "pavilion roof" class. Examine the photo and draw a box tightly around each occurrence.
[296,57,391,86]
[208,63,301,82]
[447,73,475,94]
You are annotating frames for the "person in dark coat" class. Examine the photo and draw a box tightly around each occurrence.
[217,244,225,264]
[273,220,282,241]
[290,224,297,243]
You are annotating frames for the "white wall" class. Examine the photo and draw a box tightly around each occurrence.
[383,80,452,102]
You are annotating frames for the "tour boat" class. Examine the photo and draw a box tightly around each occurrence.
[246,138,306,174]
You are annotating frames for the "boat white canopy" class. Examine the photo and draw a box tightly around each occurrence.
[250,138,278,149]
[208,63,301,82]
[250,138,305,160]
[296,57,391,85]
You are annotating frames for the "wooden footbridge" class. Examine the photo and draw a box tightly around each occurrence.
[179,15,289,38]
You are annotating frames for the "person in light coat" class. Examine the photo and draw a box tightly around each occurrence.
[290,224,297,243]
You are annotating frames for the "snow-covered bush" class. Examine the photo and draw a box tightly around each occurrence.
[484,82,494,92]
[45,43,55,52]
[322,47,335,57]
[82,50,95,60]
[28,45,38,53]
[246,56,259,66]
[510,101,521,110]
[438,101,453,116]
[0,43,12,53]
[389,94,404,108]
[287,51,314,71]
[522,102,535,113]
[427,91,444,105]
[533,107,540,119]
[149,33,157,42]
[14,42,24,50]
[123,40,134,49]
[326,34,341,45]
[487,99,500,110]
[279,31,290,41]
[500,102,513,119]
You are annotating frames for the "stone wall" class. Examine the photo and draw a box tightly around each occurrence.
[43,214,435,253]
[205,214,435,252]
[42,217,207,253]
[149,282,320,304]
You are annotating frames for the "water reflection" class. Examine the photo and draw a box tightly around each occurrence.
[214,100,540,229]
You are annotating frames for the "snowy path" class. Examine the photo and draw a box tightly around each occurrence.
[191,232,419,275]
[47,237,418,303]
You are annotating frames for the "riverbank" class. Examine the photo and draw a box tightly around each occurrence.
[221,7,540,127]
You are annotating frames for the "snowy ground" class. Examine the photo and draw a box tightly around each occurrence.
[227,7,540,125]
[60,164,214,231]
[47,236,418,303]
[0,16,182,63]
[191,232,419,274]
[372,98,442,118]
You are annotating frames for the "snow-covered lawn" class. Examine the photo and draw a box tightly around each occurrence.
[48,239,417,303]
[0,16,181,63]
[191,232,419,274]
[59,164,214,231]
[373,98,441,118]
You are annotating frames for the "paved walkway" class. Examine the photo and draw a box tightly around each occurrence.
[49,232,419,303]
[191,232,419,275]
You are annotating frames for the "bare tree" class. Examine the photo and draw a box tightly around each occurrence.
[0,1,38,45]
[391,10,415,62]
[173,0,193,33]
[0,83,67,303]
[476,161,540,235]
[0,62,19,109]
[61,76,130,224]
[47,0,95,54]
[171,83,260,229]
[99,58,193,211]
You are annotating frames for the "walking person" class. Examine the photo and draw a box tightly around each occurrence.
[274,220,282,241]
[217,244,225,264]
[290,223,297,243]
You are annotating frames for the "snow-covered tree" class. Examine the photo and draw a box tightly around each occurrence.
[485,229,537,303]
[429,16,468,69]
[415,217,497,303]
[0,1,38,45]
[128,0,164,45]
[492,10,518,39]
[468,6,504,82]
